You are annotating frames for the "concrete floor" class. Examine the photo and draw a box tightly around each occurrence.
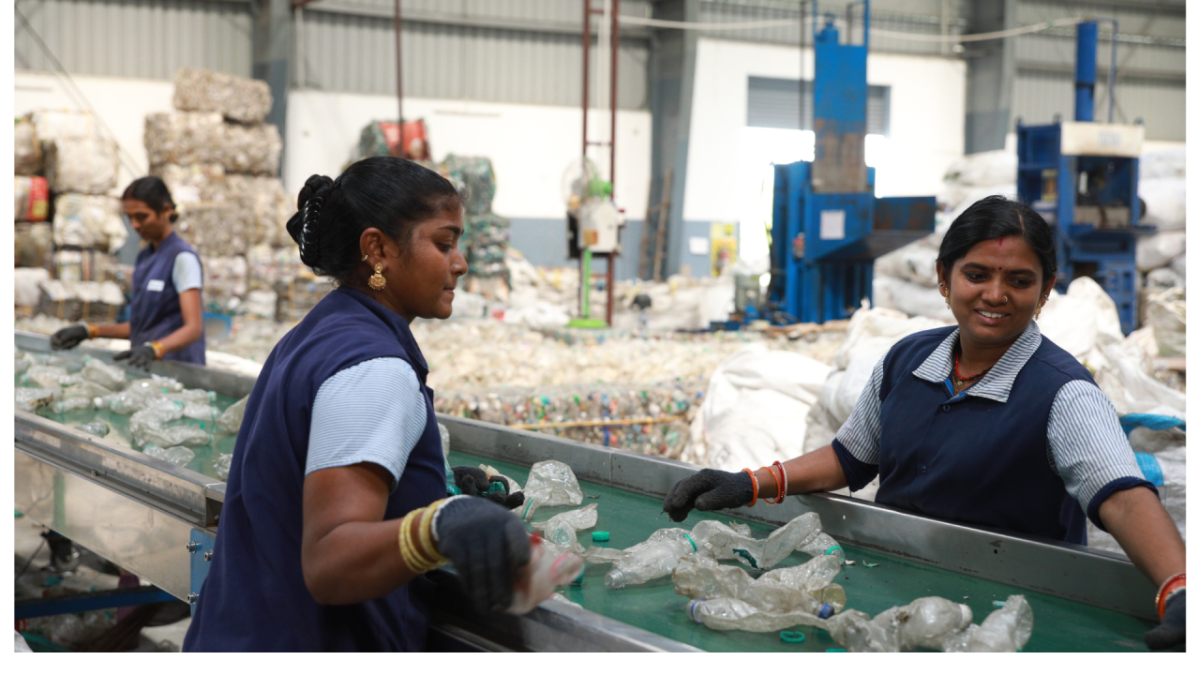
[14,513,191,652]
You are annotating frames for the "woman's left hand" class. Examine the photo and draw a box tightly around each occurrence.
[451,466,524,509]
[114,344,157,370]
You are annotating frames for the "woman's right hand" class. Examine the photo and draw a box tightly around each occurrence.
[433,496,532,614]
[662,468,754,522]
[50,325,90,351]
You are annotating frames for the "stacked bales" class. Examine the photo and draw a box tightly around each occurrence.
[144,69,297,314]
[13,111,125,320]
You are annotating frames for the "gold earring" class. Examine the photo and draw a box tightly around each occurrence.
[368,263,387,291]
[362,254,368,262]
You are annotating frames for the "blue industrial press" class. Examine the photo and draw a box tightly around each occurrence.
[765,2,936,325]
[1016,20,1149,335]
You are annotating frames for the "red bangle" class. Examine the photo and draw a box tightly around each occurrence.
[771,460,789,503]
[1156,573,1185,619]
[742,468,759,507]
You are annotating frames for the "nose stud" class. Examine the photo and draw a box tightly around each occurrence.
[1003,295,1009,303]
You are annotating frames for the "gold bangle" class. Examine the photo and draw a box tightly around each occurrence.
[86,323,99,339]
[417,502,449,565]
[149,341,165,360]
[399,510,441,573]
[398,512,435,573]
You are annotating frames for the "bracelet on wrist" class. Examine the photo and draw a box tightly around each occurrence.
[149,341,165,360]
[86,323,99,339]
[1155,572,1185,619]
[742,468,760,507]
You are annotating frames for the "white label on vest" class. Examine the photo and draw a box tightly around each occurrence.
[147,279,165,292]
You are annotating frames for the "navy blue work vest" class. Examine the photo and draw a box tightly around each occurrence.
[184,287,447,652]
[129,232,206,364]
[871,327,1091,544]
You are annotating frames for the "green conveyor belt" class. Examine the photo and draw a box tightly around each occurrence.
[449,450,1155,653]
[19,369,241,481]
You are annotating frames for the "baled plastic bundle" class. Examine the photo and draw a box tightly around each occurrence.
[223,174,290,245]
[43,138,120,194]
[15,119,42,175]
[52,249,117,284]
[172,67,273,124]
[35,280,126,324]
[14,176,50,222]
[51,194,128,253]
[151,163,227,207]
[442,155,497,215]
[176,203,255,258]
[202,255,249,310]
[145,112,281,175]
[25,110,97,143]
[246,244,302,292]
[15,223,54,268]
[277,274,336,321]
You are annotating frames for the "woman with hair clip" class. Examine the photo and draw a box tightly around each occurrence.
[183,157,530,651]
[49,176,206,367]
[662,195,1186,650]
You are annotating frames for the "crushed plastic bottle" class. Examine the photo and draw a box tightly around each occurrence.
[518,460,583,520]
[100,378,182,415]
[216,395,250,435]
[602,528,698,590]
[821,595,1031,652]
[673,553,846,617]
[74,421,111,437]
[532,503,598,554]
[50,397,93,414]
[143,444,196,467]
[939,595,1033,652]
[80,356,128,391]
[687,596,829,633]
[60,380,113,401]
[506,535,585,615]
[22,365,68,390]
[15,387,60,412]
[215,453,233,481]
[129,399,213,448]
[586,512,843,588]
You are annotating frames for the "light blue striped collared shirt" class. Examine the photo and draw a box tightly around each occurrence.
[835,320,1147,517]
[305,357,428,493]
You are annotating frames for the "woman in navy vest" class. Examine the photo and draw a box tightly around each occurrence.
[49,177,206,367]
[183,157,531,651]
[663,196,1185,650]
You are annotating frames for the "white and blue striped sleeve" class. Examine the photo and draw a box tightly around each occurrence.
[306,357,428,492]
[1047,380,1156,529]
[831,356,886,490]
[172,252,203,293]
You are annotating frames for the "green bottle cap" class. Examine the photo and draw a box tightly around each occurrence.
[780,631,805,644]
[591,531,610,542]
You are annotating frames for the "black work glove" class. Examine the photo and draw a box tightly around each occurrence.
[662,468,754,522]
[433,496,532,614]
[451,466,525,509]
[114,344,157,370]
[50,325,90,351]
[1145,589,1185,651]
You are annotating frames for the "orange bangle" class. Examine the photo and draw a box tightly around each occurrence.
[762,465,783,503]
[86,323,99,339]
[742,468,759,507]
[769,462,788,504]
[149,341,165,360]
[1156,573,1185,619]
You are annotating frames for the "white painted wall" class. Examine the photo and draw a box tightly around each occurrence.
[683,38,967,235]
[286,91,651,219]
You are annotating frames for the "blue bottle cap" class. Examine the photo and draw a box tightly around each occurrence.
[818,603,835,619]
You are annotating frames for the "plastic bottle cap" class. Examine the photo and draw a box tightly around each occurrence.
[825,545,843,557]
[780,631,805,643]
[591,531,610,542]
[818,603,835,619]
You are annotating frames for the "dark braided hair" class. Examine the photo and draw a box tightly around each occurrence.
[285,157,462,284]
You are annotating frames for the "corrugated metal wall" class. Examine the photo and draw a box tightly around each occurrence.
[14,0,253,79]
[1011,0,1185,140]
[299,0,651,109]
